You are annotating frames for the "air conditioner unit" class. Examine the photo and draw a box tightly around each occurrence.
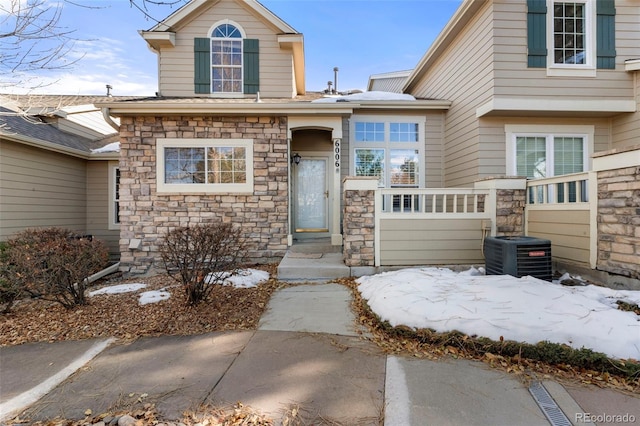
[484,236,552,281]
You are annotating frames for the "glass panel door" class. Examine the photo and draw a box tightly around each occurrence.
[294,158,328,232]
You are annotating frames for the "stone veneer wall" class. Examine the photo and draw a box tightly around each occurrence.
[118,115,289,274]
[597,166,640,280]
[495,189,526,236]
[343,188,375,267]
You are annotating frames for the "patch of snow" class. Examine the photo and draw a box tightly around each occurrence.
[204,268,270,288]
[91,142,120,153]
[357,267,640,360]
[312,91,416,103]
[138,289,171,305]
[89,283,146,296]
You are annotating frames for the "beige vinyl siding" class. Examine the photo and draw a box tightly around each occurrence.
[526,209,590,267]
[380,218,485,265]
[492,1,636,100]
[157,0,295,98]
[612,71,640,149]
[86,161,120,257]
[408,2,495,187]
[479,117,612,174]
[0,140,87,240]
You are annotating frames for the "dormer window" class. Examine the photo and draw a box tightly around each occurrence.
[194,21,259,96]
[211,23,243,93]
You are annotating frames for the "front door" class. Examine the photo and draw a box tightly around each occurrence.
[293,157,329,238]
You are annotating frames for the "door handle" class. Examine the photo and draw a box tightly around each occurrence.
[324,190,329,198]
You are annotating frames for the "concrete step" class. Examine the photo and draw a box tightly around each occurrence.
[277,252,350,280]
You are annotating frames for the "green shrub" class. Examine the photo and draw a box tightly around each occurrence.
[6,228,109,309]
[160,222,249,306]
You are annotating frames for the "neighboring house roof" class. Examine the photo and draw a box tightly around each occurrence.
[367,70,412,93]
[0,94,137,158]
[0,106,96,153]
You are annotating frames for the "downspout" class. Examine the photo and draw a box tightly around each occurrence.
[102,107,120,132]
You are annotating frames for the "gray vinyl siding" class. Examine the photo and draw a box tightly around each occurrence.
[380,218,485,265]
[407,2,495,187]
[86,161,120,258]
[369,76,408,93]
[157,0,295,98]
[0,140,87,240]
[526,209,591,267]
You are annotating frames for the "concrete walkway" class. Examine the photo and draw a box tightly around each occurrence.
[1,282,639,425]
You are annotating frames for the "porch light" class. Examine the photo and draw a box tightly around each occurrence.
[291,152,301,165]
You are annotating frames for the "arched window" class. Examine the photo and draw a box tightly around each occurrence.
[194,21,259,95]
[211,23,243,93]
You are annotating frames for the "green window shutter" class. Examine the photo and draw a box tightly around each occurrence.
[243,38,259,95]
[527,0,547,68]
[596,0,616,69]
[194,37,211,94]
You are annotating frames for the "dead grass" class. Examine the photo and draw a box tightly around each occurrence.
[0,264,281,347]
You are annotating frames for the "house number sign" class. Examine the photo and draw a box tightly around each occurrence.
[334,139,341,172]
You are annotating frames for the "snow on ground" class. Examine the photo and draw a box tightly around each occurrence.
[89,283,147,296]
[204,268,270,288]
[139,289,171,306]
[357,267,640,360]
[88,269,269,305]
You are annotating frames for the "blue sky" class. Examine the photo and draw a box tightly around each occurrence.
[5,0,462,96]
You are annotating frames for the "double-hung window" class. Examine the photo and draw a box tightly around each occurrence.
[506,125,592,202]
[527,0,616,74]
[157,139,254,193]
[211,23,243,93]
[351,117,423,188]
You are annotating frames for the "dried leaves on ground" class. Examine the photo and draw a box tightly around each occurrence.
[0,264,281,347]
[335,276,640,396]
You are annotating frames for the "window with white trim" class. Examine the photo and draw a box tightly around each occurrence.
[546,0,595,76]
[156,139,254,193]
[351,117,423,188]
[506,125,592,203]
[108,164,120,230]
[211,23,243,93]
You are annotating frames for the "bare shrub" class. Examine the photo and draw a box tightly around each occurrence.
[6,228,109,309]
[0,241,22,313]
[160,223,249,306]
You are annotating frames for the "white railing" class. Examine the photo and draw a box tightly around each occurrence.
[526,172,593,205]
[377,188,494,216]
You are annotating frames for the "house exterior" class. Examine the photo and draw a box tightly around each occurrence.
[0,96,128,257]
[97,0,640,279]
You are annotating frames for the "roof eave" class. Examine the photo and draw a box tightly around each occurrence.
[403,0,485,93]
[96,101,356,116]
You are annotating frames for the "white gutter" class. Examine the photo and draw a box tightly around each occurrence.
[101,107,120,131]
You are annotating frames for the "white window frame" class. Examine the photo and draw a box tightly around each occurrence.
[505,124,593,177]
[108,162,120,230]
[209,19,246,95]
[156,138,254,194]
[350,115,425,188]
[546,0,596,77]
